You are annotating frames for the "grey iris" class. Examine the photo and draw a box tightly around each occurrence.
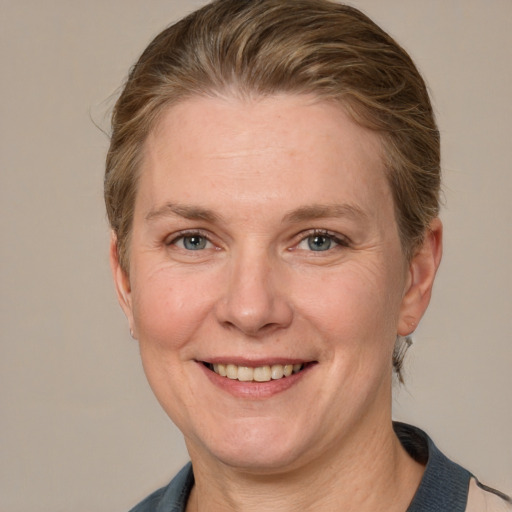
[183,236,207,250]
[308,235,332,251]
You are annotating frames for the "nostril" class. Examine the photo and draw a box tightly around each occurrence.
[214,268,293,335]
[220,319,287,338]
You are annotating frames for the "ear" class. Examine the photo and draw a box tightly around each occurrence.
[397,218,443,336]
[109,232,136,335]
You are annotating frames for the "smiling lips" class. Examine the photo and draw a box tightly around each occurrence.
[206,362,305,382]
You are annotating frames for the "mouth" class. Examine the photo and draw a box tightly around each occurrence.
[202,362,313,382]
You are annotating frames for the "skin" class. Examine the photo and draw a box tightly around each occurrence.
[111,94,442,511]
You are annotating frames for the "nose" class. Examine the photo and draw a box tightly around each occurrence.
[215,247,293,337]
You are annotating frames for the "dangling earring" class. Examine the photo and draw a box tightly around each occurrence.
[393,335,413,384]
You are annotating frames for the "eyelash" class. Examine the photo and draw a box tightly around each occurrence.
[166,229,349,252]
[294,229,350,252]
[166,230,215,250]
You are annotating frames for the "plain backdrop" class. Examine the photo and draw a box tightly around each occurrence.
[1,1,511,510]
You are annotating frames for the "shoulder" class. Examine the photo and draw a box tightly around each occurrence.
[128,463,194,512]
[394,423,511,512]
[466,478,512,512]
[128,487,167,512]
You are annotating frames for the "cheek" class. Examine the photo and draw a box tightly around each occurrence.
[129,266,221,427]
[293,260,405,351]
[130,265,218,353]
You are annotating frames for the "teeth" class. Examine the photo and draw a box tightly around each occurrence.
[226,364,238,379]
[283,364,293,377]
[210,363,304,382]
[254,366,271,382]
[237,366,253,382]
[271,364,284,379]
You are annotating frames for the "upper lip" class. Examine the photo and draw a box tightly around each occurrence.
[198,357,314,366]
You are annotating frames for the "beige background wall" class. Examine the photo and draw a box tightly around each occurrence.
[1,1,510,510]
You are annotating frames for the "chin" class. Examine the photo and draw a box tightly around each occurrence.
[210,446,304,475]
[188,419,310,474]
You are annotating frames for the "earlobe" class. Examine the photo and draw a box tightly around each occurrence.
[109,232,135,332]
[398,218,443,336]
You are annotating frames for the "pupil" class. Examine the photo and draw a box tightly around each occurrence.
[308,235,331,251]
[184,236,206,250]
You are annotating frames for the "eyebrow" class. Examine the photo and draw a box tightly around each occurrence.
[145,202,367,225]
[145,203,223,223]
[282,203,368,224]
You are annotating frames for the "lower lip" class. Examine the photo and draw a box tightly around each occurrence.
[198,362,314,399]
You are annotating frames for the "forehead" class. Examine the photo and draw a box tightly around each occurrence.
[148,93,383,161]
[139,94,391,221]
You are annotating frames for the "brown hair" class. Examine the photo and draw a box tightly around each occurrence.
[105,0,441,378]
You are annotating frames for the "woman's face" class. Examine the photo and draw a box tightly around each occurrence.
[112,94,438,473]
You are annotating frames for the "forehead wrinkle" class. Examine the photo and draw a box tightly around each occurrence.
[283,203,369,224]
[145,202,224,224]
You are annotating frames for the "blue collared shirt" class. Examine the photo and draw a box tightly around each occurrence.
[129,423,511,512]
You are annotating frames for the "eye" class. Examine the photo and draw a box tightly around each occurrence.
[170,233,213,251]
[296,230,347,252]
[304,234,334,251]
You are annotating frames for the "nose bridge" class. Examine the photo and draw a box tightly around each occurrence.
[217,241,292,335]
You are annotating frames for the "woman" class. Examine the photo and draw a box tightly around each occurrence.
[105,1,511,510]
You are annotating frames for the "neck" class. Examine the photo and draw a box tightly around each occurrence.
[185,419,424,512]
